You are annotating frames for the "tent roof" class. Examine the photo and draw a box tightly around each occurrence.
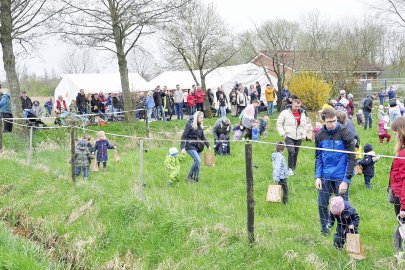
[54,72,147,105]
[142,63,277,92]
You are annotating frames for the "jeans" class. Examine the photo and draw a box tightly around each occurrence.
[220,106,226,117]
[363,110,372,129]
[23,109,30,118]
[147,108,153,122]
[189,105,196,115]
[174,102,183,119]
[46,108,52,117]
[285,137,302,170]
[390,109,401,123]
[278,179,288,204]
[379,97,384,105]
[196,103,204,112]
[187,149,201,182]
[75,166,89,178]
[156,105,166,120]
[364,175,372,187]
[318,180,349,232]
[267,101,274,115]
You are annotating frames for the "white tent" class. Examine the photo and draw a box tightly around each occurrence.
[142,63,278,101]
[54,73,147,105]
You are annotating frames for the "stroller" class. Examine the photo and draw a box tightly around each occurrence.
[26,111,47,128]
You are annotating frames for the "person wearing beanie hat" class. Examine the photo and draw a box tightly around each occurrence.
[326,196,360,249]
[0,88,13,132]
[75,139,91,181]
[165,147,184,186]
[357,143,380,189]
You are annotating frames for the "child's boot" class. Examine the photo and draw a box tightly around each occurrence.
[84,177,88,181]
[102,167,106,173]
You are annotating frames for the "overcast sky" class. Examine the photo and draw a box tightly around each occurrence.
[0,0,369,81]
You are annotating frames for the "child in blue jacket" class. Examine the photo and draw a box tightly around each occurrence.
[327,196,360,249]
[272,141,289,204]
[94,131,115,172]
[357,143,380,189]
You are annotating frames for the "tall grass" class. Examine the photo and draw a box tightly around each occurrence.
[0,113,401,269]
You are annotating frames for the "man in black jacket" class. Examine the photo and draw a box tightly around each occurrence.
[21,91,32,118]
[76,89,88,114]
[153,85,166,121]
[363,94,375,130]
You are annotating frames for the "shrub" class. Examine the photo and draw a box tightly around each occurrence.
[289,73,332,110]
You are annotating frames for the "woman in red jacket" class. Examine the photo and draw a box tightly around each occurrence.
[187,89,196,116]
[390,117,405,258]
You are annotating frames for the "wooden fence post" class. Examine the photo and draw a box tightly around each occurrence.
[0,119,3,152]
[28,126,33,165]
[245,143,254,245]
[71,126,76,182]
[139,139,144,199]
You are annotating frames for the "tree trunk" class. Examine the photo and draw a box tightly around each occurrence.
[200,72,212,118]
[108,0,132,122]
[0,0,22,118]
[276,76,283,111]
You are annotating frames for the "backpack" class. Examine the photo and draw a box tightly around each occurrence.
[389,98,397,107]
[358,98,366,109]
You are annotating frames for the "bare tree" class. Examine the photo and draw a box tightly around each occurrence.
[254,19,301,109]
[128,47,161,81]
[60,48,98,74]
[373,0,405,27]
[0,0,65,117]
[163,0,238,117]
[56,0,188,121]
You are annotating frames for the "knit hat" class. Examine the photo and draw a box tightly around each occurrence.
[79,139,87,147]
[330,196,345,215]
[169,147,178,156]
[364,143,373,153]
[340,89,346,95]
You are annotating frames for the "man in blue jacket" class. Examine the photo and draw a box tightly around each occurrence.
[315,108,355,235]
[0,89,13,132]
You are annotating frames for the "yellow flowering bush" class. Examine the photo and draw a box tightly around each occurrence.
[289,73,332,110]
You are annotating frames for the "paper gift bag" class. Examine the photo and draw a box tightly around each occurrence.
[90,156,99,172]
[266,184,283,203]
[346,233,365,260]
[114,149,120,162]
[354,165,363,175]
[204,150,215,166]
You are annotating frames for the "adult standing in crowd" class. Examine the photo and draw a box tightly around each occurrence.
[173,84,184,120]
[229,88,238,117]
[276,99,306,175]
[180,111,210,183]
[98,91,107,113]
[76,89,88,114]
[389,117,405,258]
[153,85,166,121]
[207,88,214,108]
[281,86,290,101]
[165,87,174,120]
[21,91,32,118]
[315,108,355,235]
[265,83,277,115]
[237,86,248,116]
[388,85,396,100]
[55,95,67,115]
[31,101,43,117]
[90,93,105,119]
[241,99,261,139]
[187,88,196,116]
[363,94,375,130]
[44,98,53,117]
[195,87,205,113]
[217,91,228,117]
[346,93,355,119]
[378,88,386,106]
[145,91,155,122]
[0,89,13,132]
[249,84,258,102]
[389,98,404,124]
[256,82,262,101]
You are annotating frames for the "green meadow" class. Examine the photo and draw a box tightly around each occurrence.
[0,112,401,269]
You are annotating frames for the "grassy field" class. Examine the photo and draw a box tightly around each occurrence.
[0,112,402,269]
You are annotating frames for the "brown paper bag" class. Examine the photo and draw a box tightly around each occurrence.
[90,156,98,172]
[346,233,365,260]
[354,165,363,175]
[114,149,120,162]
[204,150,215,166]
[266,184,283,203]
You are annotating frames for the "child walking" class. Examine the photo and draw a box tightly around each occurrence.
[75,139,91,181]
[164,147,184,186]
[214,134,230,156]
[272,141,289,204]
[378,115,391,143]
[94,131,115,172]
[259,115,269,137]
[357,143,380,189]
[327,196,360,249]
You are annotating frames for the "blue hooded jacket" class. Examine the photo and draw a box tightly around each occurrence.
[315,122,356,183]
[0,94,12,114]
